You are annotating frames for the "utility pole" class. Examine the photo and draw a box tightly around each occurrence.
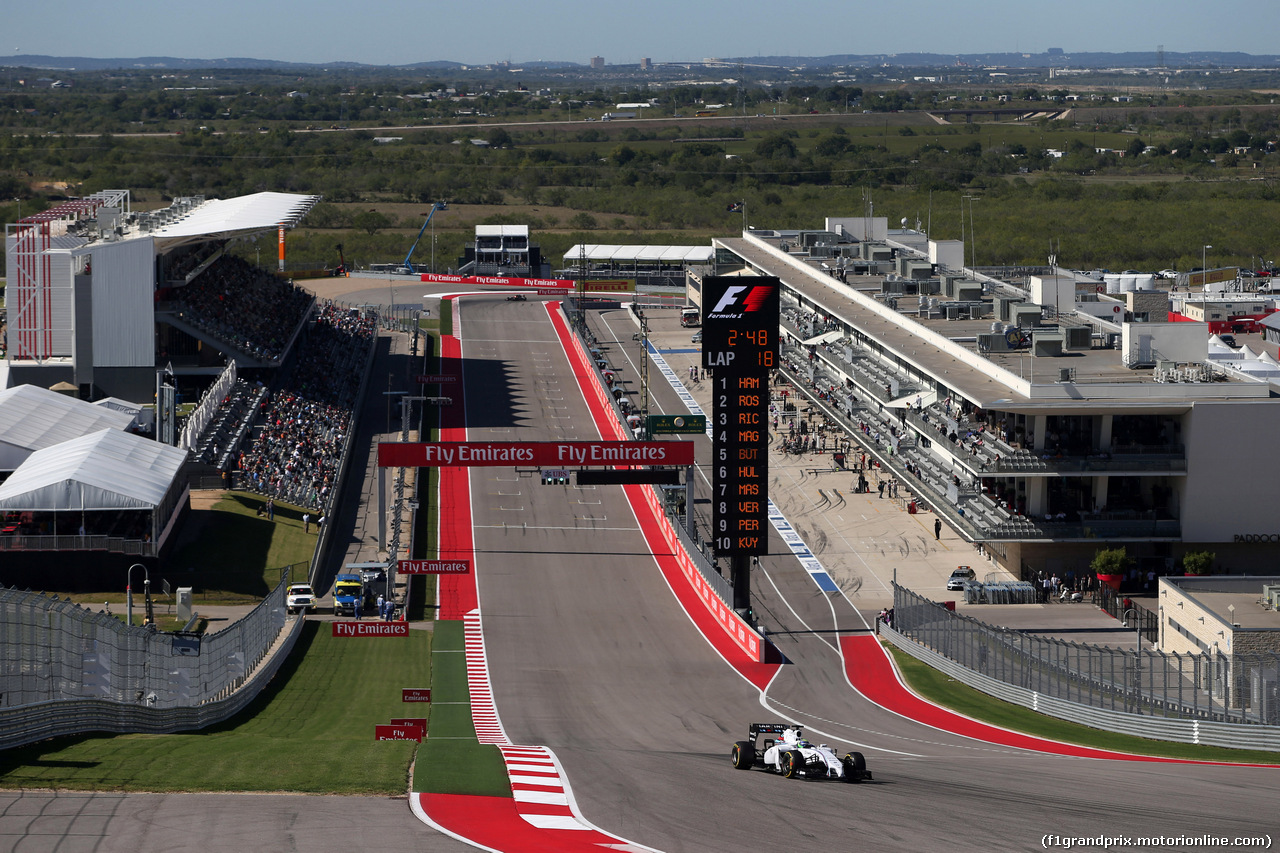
[639,310,650,421]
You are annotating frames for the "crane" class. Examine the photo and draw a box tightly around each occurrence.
[397,203,444,275]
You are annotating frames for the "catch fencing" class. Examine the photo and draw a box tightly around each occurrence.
[0,572,292,715]
[892,582,1280,729]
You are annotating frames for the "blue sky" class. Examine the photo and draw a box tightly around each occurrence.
[7,0,1277,67]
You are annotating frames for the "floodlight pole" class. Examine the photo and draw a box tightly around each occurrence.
[1123,607,1141,670]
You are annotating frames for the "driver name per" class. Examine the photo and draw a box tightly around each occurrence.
[377,441,695,468]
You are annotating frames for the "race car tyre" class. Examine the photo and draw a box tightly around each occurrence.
[781,750,802,779]
[731,740,756,770]
[842,751,867,782]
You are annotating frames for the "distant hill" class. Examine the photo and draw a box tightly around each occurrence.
[2,55,470,72]
[739,51,1280,69]
[4,51,1278,73]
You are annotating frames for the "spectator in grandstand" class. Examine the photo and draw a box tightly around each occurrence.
[169,255,313,361]
[233,302,375,515]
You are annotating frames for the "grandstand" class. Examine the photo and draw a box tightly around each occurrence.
[3,190,319,400]
[0,189,378,571]
[232,303,376,510]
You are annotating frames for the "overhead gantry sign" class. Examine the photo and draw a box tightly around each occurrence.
[377,440,695,468]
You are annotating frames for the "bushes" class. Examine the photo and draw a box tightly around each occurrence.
[1181,551,1216,576]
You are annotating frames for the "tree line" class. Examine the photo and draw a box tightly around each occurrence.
[2,73,1279,275]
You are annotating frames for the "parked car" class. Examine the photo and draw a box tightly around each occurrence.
[1156,269,1178,279]
[286,583,315,614]
[691,330,703,343]
[1219,334,1238,348]
[946,566,976,590]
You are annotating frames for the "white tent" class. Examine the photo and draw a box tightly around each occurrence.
[0,385,134,472]
[0,428,187,512]
[563,244,714,265]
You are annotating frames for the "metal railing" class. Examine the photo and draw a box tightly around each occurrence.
[0,534,157,558]
[892,581,1280,727]
[882,622,1280,751]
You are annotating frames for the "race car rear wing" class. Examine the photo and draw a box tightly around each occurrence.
[747,723,802,739]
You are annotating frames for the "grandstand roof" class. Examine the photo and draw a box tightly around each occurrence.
[475,225,529,238]
[0,428,187,512]
[150,191,321,250]
[563,244,714,265]
[0,385,134,472]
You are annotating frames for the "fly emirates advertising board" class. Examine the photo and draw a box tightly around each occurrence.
[377,441,695,468]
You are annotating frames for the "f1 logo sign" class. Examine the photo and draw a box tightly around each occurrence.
[707,283,777,319]
[711,285,750,314]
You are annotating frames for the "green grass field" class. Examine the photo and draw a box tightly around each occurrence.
[413,621,510,797]
[165,490,318,602]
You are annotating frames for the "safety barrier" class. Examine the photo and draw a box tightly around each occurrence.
[889,581,1280,737]
[881,622,1280,752]
[0,615,304,751]
[0,573,300,749]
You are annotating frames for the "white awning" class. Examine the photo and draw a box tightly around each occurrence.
[802,330,844,346]
[563,244,713,264]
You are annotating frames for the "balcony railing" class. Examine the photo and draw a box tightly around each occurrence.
[0,534,157,557]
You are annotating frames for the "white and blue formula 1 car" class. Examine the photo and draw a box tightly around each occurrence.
[731,724,871,782]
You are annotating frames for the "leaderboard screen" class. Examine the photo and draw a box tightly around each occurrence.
[702,276,779,557]
[711,372,769,555]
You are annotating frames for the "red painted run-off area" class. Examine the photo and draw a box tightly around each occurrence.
[416,300,778,852]
[416,794,631,853]
[421,302,661,852]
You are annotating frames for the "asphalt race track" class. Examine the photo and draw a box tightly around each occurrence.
[444,294,1276,852]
